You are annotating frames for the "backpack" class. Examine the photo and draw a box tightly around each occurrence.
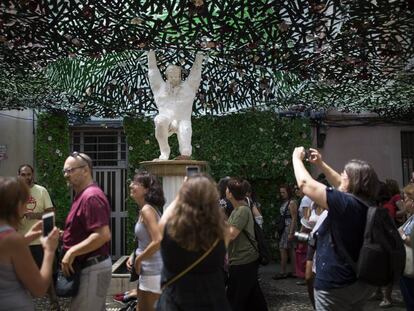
[331,195,406,286]
[243,210,271,266]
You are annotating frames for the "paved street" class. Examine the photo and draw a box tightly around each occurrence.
[34,262,407,310]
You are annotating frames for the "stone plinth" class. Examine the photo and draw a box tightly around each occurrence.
[140,160,208,209]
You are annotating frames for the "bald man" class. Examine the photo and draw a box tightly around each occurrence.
[61,152,112,310]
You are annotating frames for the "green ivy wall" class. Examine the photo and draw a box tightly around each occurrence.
[35,113,71,228]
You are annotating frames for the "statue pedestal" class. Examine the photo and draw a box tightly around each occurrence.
[140,160,208,209]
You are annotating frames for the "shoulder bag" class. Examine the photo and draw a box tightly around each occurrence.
[277,200,290,236]
[242,212,271,265]
[55,246,81,297]
[129,246,139,282]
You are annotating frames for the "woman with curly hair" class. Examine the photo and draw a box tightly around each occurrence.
[127,171,165,311]
[157,174,230,311]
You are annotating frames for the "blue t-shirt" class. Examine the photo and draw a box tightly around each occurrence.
[402,215,414,236]
[314,188,368,290]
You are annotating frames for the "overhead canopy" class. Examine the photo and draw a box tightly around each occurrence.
[1,0,413,118]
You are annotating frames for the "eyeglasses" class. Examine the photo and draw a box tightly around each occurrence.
[62,165,86,175]
[70,151,91,169]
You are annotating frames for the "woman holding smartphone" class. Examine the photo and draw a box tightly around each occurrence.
[0,177,59,310]
[127,171,165,311]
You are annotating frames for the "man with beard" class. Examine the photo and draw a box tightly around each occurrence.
[17,164,60,310]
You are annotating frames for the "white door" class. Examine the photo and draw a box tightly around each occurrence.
[94,168,128,259]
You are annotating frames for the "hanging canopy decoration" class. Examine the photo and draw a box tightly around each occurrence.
[0,0,413,118]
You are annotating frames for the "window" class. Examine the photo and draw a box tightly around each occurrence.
[71,130,126,167]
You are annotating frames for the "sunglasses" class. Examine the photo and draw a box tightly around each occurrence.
[70,151,91,169]
[62,165,86,175]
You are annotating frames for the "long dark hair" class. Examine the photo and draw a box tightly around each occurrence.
[279,183,293,199]
[385,179,400,197]
[133,171,165,210]
[217,176,231,199]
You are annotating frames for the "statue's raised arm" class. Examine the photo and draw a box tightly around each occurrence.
[147,50,164,94]
[186,52,204,90]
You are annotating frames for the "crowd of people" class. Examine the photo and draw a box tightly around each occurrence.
[0,148,413,310]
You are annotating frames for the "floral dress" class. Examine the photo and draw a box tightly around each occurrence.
[279,200,294,249]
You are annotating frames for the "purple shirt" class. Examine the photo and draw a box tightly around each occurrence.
[63,183,111,263]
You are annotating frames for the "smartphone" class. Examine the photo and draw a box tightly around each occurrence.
[304,149,311,161]
[42,212,55,237]
[186,166,200,177]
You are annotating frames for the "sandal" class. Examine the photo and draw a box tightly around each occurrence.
[379,300,393,308]
[113,292,137,304]
[272,273,288,280]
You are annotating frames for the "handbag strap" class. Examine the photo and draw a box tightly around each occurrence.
[161,238,219,290]
[282,200,290,218]
[243,229,258,253]
[243,209,259,253]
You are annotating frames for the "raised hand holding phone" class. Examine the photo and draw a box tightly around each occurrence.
[42,212,55,237]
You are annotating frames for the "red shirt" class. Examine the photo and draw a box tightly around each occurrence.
[382,202,396,219]
[389,194,401,207]
[63,183,110,263]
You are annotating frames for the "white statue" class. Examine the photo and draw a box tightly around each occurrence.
[147,50,204,160]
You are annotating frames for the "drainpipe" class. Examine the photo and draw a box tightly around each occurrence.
[33,109,36,171]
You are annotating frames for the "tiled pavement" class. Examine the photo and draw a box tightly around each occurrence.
[34,262,407,310]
